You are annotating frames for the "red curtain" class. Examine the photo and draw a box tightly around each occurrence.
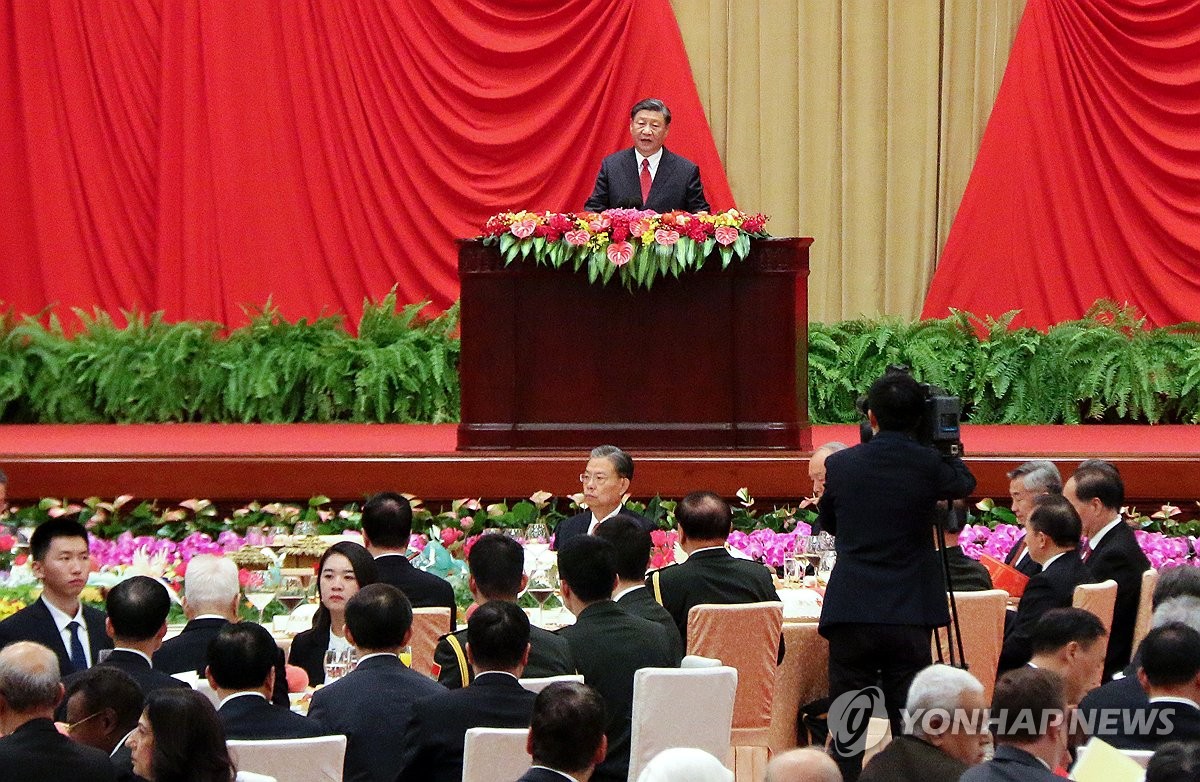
[923,0,1200,329]
[0,0,734,328]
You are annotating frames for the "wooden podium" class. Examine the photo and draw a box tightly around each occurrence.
[457,237,812,450]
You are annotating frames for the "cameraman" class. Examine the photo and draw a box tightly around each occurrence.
[817,370,976,781]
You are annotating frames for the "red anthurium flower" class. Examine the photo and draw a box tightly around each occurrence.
[654,228,680,246]
[565,229,590,246]
[510,219,537,238]
[714,225,738,246]
[607,241,634,266]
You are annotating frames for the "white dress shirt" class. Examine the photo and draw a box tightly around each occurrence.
[42,596,92,667]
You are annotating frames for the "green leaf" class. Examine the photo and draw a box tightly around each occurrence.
[499,233,515,254]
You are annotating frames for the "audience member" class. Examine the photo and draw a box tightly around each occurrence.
[153,554,288,705]
[635,747,732,782]
[594,515,683,659]
[396,601,538,782]
[126,688,235,782]
[62,666,145,781]
[554,446,653,550]
[765,748,843,782]
[289,540,379,685]
[1004,460,1062,577]
[97,576,188,697]
[1147,741,1200,782]
[431,534,573,688]
[935,499,993,592]
[1065,462,1151,679]
[1027,607,1108,705]
[557,536,677,782]
[518,680,608,782]
[649,491,781,647]
[1100,623,1200,751]
[207,622,322,740]
[0,641,117,781]
[999,494,1093,672]
[307,584,443,782]
[360,492,456,629]
[960,668,1069,782]
[807,442,847,500]
[859,664,987,782]
[0,467,7,516]
[0,518,112,675]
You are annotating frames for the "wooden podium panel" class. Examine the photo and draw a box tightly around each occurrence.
[457,237,812,450]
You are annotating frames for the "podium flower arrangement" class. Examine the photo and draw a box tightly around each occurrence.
[480,208,770,288]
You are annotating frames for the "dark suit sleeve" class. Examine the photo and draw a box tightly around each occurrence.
[683,165,709,213]
[392,702,432,782]
[999,577,1054,670]
[584,161,611,211]
[936,453,976,498]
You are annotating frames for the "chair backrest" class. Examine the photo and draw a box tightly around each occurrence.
[686,601,783,734]
[462,727,530,782]
[227,735,347,782]
[235,773,278,782]
[192,677,220,707]
[519,674,584,694]
[410,607,452,680]
[680,655,722,669]
[1073,580,1118,634]
[1131,568,1159,654]
[932,589,1008,703]
[627,666,737,782]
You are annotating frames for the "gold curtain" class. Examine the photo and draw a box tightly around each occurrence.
[672,0,1026,322]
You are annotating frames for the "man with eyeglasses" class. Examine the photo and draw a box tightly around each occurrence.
[61,666,145,782]
[552,445,654,551]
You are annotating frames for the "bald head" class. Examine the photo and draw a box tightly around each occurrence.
[808,442,848,498]
[0,642,63,717]
[766,748,842,782]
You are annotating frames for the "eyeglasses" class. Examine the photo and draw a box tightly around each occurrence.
[579,473,613,485]
[66,710,104,733]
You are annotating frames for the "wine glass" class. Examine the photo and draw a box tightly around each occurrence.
[526,566,560,627]
[323,648,349,682]
[816,551,837,588]
[244,571,277,624]
[782,556,802,586]
[525,522,550,567]
[275,576,307,627]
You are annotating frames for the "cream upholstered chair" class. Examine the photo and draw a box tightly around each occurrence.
[686,601,784,782]
[409,606,452,679]
[227,735,347,782]
[235,774,277,782]
[462,727,530,782]
[627,665,738,782]
[192,677,220,707]
[519,673,584,694]
[1131,568,1159,654]
[1074,579,1118,689]
[932,589,1008,704]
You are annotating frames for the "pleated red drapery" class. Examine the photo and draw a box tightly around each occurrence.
[923,0,1200,329]
[0,0,734,328]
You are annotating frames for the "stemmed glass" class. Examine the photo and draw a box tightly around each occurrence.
[244,571,278,624]
[816,551,837,588]
[526,566,560,627]
[275,576,307,628]
[525,522,550,568]
[323,648,350,682]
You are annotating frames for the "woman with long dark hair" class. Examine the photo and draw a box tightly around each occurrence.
[288,540,379,684]
[127,688,235,782]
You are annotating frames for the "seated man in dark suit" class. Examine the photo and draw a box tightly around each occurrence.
[594,515,683,660]
[960,668,1069,782]
[556,536,678,782]
[936,500,993,593]
[396,601,538,782]
[153,553,289,705]
[860,664,988,782]
[1027,608,1108,706]
[0,641,117,781]
[62,667,145,782]
[431,534,573,688]
[999,495,1094,672]
[649,491,781,647]
[0,518,112,676]
[361,492,456,631]
[553,445,654,551]
[1065,461,1152,680]
[207,622,323,740]
[307,583,443,782]
[95,576,188,697]
[518,681,608,782]
[584,98,710,213]
[1004,460,1063,578]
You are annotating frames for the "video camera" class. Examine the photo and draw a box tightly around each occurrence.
[856,364,963,456]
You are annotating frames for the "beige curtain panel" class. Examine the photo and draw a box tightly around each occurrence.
[671,0,1025,322]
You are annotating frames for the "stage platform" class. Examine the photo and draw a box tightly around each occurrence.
[2,423,1199,509]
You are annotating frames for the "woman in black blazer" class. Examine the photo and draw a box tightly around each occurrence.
[289,541,379,685]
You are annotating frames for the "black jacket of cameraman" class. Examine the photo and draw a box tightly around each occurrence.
[817,430,977,634]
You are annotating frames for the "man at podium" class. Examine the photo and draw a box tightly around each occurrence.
[584,98,710,214]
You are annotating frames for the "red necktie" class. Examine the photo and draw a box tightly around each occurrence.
[640,159,652,204]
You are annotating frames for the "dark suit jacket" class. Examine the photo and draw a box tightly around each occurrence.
[1078,666,1147,714]
[307,654,445,782]
[1086,520,1151,679]
[98,649,189,696]
[374,554,457,631]
[0,718,117,782]
[615,586,683,661]
[584,147,709,213]
[153,616,289,705]
[394,672,537,782]
[858,735,968,782]
[1097,699,1200,751]
[556,601,677,782]
[433,623,574,689]
[959,744,1059,782]
[0,598,112,677]
[648,547,780,649]
[517,768,575,782]
[552,507,653,551]
[999,551,1093,672]
[817,432,976,634]
[217,692,324,740]
[1005,535,1043,577]
[944,546,994,593]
